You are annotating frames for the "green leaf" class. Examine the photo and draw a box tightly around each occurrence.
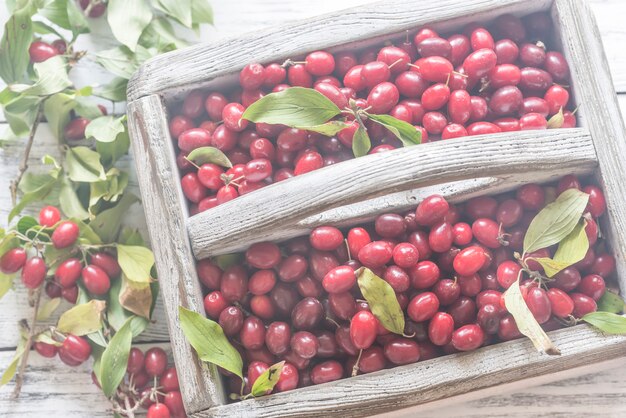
[90,192,138,243]
[0,272,15,300]
[191,0,213,25]
[74,218,103,245]
[186,146,232,168]
[296,121,350,136]
[553,220,589,266]
[523,189,589,254]
[107,0,153,51]
[66,146,107,183]
[503,277,560,355]
[533,257,571,278]
[17,56,71,96]
[43,92,76,141]
[16,215,38,235]
[95,47,140,79]
[85,115,125,143]
[214,254,243,271]
[582,312,626,334]
[0,341,26,387]
[97,130,130,167]
[37,297,61,321]
[0,232,19,258]
[155,0,192,28]
[65,0,89,38]
[139,18,187,51]
[352,124,371,158]
[94,77,128,102]
[0,2,33,84]
[10,172,59,221]
[99,318,133,397]
[34,330,62,347]
[74,97,103,120]
[57,300,106,336]
[32,20,64,38]
[367,113,421,147]
[59,180,89,220]
[117,244,155,284]
[87,329,108,348]
[118,228,145,246]
[356,267,405,335]
[597,291,625,314]
[251,361,284,397]
[3,94,41,137]
[178,306,243,379]
[242,87,341,126]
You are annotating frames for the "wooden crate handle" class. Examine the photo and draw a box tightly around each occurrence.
[187,128,597,259]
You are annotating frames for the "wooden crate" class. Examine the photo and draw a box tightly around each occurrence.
[126,0,626,416]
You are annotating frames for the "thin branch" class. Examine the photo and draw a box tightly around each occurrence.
[12,287,42,398]
[10,104,44,207]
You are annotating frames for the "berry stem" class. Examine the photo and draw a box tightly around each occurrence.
[10,103,43,207]
[12,287,42,398]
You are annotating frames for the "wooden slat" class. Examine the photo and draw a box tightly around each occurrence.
[126,95,223,415]
[187,129,597,259]
[553,0,626,296]
[194,325,626,418]
[127,0,552,101]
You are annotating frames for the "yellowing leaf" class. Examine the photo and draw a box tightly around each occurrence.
[523,189,589,254]
[547,108,565,129]
[356,267,404,335]
[553,221,589,266]
[117,244,154,283]
[187,146,232,168]
[37,297,62,321]
[57,300,106,336]
[251,361,284,397]
[504,277,560,355]
[178,306,243,379]
[0,272,14,300]
[119,275,153,319]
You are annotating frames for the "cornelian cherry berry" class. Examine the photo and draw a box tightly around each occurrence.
[453,246,487,276]
[51,221,80,249]
[55,258,83,288]
[29,41,59,63]
[127,347,145,374]
[305,51,336,76]
[1,248,27,274]
[350,310,378,349]
[144,347,168,377]
[81,265,111,295]
[147,403,171,418]
[22,257,47,289]
[39,206,61,227]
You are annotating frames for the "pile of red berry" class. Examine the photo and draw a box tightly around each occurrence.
[171,11,575,214]
[0,206,120,303]
[196,175,612,397]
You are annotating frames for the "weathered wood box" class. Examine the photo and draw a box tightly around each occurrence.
[126,0,626,416]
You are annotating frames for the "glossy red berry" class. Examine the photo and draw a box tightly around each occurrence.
[55,258,83,288]
[453,246,488,276]
[310,226,343,251]
[51,221,80,249]
[408,292,440,322]
[127,347,145,374]
[22,257,47,289]
[147,403,171,418]
[90,252,121,278]
[0,248,27,274]
[350,310,378,349]
[144,347,168,377]
[305,51,335,76]
[415,195,449,226]
[39,206,61,227]
[451,324,484,351]
[60,334,92,365]
[428,312,454,346]
[81,265,111,295]
[29,41,59,63]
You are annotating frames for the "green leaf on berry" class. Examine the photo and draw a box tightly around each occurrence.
[117,244,155,284]
[187,146,233,168]
[503,276,560,355]
[553,220,589,266]
[0,1,33,84]
[57,299,106,336]
[107,0,153,51]
[85,115,126,143]
[366,113,421,147]
[242,87,342,127]
[547,107,565,129]
[179,306,244,379]
[356,267,405,335]
[523,189,589,255]
[352,124,371,158]
[296,121,351,136]
[44,92,77,141]
[37,297,61,321]
[582,312,626,334]
[251,361,284,397]
[99,317,133,397]
[597,291,625,314]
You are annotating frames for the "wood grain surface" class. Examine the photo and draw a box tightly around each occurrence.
[2,0,626,417]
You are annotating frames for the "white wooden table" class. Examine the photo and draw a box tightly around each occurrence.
[1,0,626,416]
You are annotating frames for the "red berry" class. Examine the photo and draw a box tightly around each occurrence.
[81,265,111,295]
[310,360,343,384]
[55,258,82,288]
[415,194,449,226]
[583,185,606,217]
[29,41,59,63]
[357,241,393,268]
[39,206,61,227]
[452,324,484,351]
[547,288,574,318]
[497,261,521,289]
[64,118,90,141]
[164,391,185,418]
[240,316,266,350]
[22,257,47,289]
[127,347,144,374]
[453,246,488,276]
[305,51,335,76]
[322,266,356,294]
[144,347,168,377]
[577,274,606,301]
[524,286,551,324]
[59,335,92,365]
[147,403,171,418]
[240,63,266,90]
[429,312,454,346]
[1,248,27,273]
[51,221,80,249]
[571,293,597,318]
[408,292,440,322]
[367,82,399,114]
[392,243,419,268]
[34,341,58,358]
[350,310,378,350]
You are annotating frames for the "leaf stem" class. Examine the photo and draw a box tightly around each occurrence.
[10,104,44,207]
[12,287,42,398]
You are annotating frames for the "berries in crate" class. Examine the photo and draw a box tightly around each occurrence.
[126,0,626,416]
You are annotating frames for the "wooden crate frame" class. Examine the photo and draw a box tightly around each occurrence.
[126,0,626,416]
